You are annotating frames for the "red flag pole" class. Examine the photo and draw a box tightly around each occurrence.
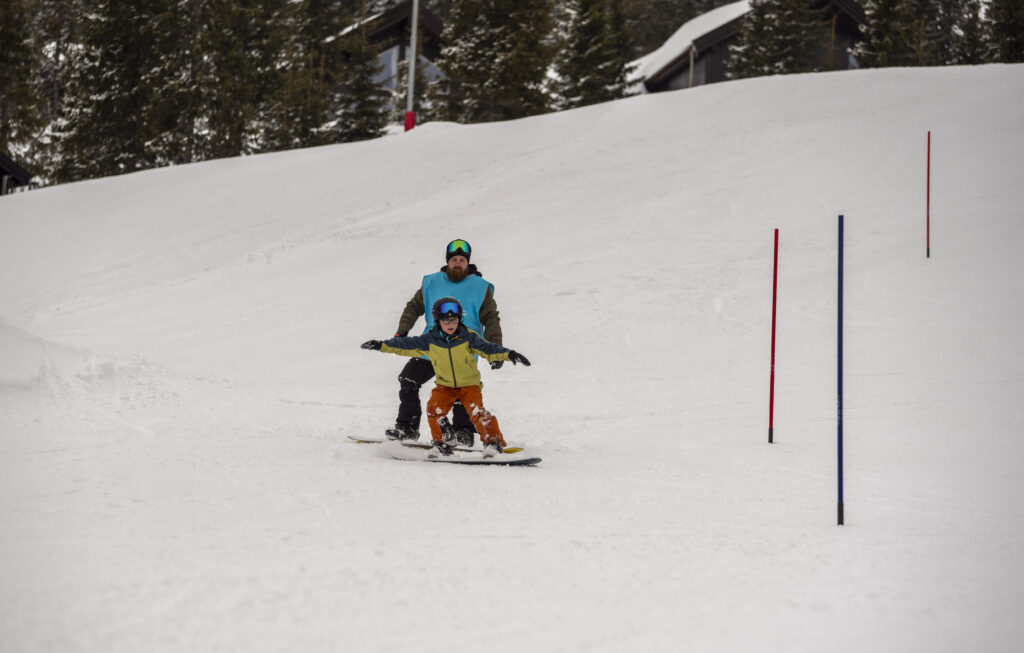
[404,0,420,132]
[769,228,779,443]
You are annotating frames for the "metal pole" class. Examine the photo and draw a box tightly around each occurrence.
[837,214,845,526]
[404,0,420,131]
[927,131,931,258]
[769,228,778,443]
[688,47,694,88]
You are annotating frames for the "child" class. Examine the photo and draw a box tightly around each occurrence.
[362,296,530,456]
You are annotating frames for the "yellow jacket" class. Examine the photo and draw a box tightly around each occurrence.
[381,324,511,388]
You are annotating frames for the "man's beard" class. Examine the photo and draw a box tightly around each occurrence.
[446,265,469,282]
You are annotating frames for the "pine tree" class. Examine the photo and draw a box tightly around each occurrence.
[553,0,637,110]
[774,0,830,73]
[426,0,455,21]
[143,0,217,166]
[333,9,388,142]
[602,0,638,99]
[26,0,89,182]
[952,0,989,64]
[729,0,778,78]
[118,0,287,166]
[619,0,706,59]
[263,0,354,150]
[554,0,611,109]
[53,0,294,182]
[905,0,941,65]
[729,0,829,79]
[857,0,983,67]
[53,1,167,182]
[0,0,46,164]
[429,0,482,122]
[485,0,554,121]
[988,0,1024,63]
[30,0,82,132]
[854,0,920,68]
[433,0,554,124]
[204,1,287,158]
[932,0,965,64]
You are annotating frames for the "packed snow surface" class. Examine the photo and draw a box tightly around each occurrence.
[2,65,1023,652]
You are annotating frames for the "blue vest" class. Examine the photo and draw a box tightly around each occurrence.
[421,271,493,336]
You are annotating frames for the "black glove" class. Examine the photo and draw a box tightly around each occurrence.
[507,351,530,366]
[361,340,382,350]
[490,360,504,370]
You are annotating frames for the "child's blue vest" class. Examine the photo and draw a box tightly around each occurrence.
[421,271,493,336]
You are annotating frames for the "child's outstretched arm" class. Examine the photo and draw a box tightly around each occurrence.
[360,334,431,358]
[465,331,531,366]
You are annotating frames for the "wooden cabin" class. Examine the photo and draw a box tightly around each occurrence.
[637,0,866,93]
[0,152,33,195]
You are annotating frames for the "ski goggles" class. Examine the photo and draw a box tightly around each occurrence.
[438,302,462,317]
[447,239,471,257]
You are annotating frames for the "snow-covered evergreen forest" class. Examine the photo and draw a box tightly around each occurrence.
[1,0,1022,186]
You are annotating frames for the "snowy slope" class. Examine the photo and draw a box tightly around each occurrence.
[1,64,1023,653]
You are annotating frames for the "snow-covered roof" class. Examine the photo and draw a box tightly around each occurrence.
[338,12,386,39]
[632,1,750,83]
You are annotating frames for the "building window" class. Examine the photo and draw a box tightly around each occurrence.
[375,45,400,89]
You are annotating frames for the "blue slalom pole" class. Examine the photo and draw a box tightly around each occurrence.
[837,215,845,526]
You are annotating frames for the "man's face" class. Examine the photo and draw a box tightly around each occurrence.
[447,255,469,273]
[440,316,459,334]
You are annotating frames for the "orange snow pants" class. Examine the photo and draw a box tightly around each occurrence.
[426,385,505,447]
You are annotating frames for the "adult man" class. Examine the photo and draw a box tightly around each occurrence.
[385,239,502,446]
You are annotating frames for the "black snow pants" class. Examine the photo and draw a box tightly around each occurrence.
[396,357,475,433]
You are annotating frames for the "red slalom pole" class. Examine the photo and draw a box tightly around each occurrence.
[769,228,779,443]
[927,131,931,258]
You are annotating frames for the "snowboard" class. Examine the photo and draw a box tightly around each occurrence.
[347,435,525,455]
[380,441,541,466]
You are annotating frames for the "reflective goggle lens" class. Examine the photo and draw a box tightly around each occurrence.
[439,302,461,316]
[447,239,470,256]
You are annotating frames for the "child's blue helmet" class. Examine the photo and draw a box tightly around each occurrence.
[432,297,463,323]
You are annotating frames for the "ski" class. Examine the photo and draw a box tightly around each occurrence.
[347,435,524,454]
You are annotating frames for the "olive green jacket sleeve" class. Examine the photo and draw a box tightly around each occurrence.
[479,287,502,345]
[396,288,425,336]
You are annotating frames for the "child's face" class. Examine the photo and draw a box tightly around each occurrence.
[440,317,459,334]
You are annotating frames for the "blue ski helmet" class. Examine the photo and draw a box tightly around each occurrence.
[432,297,463,323]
